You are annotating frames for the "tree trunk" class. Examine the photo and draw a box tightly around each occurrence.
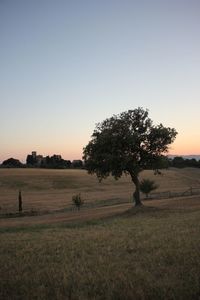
[130,173,142,206]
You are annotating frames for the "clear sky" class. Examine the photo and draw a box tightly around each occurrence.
[1,0,200,162]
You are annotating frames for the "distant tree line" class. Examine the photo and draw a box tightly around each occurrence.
[0,153,83,169]
[147,156,200,169]
[0,154,200,169]
[168,156,200,168]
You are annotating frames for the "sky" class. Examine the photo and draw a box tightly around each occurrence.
[0,0,200,162]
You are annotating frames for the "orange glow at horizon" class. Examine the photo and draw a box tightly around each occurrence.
[1,131,200,163]
[169,134,200,155]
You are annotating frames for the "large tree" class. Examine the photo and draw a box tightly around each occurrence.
[83,108,177,206]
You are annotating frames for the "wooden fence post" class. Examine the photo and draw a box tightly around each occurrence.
[18,190,22,212]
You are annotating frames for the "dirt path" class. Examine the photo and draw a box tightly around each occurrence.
[1,195,200,228]
[0,203,132,228]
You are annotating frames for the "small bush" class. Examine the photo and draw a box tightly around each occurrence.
[140,179,158,198]
[72,193,84,210]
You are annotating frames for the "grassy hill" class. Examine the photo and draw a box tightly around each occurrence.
[0,168,200,299]
[1,167,200,214]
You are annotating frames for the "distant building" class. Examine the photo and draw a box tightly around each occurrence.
[25,151,82,169]
[36,155,44,166]
[26,151,68,168]
[32,151,37,158]
[26,151,44,167]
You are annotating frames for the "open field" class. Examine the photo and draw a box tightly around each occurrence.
[1,168,200,299]
[1,167,200,215]
[1,199,200,299]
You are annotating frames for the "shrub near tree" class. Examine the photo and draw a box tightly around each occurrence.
[83,107,177,206]
[140,179,158,199]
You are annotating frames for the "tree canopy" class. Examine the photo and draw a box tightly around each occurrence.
[83,107,177,206]
[2,158,23,168]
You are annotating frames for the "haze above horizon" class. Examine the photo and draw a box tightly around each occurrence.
[1,0,200,162]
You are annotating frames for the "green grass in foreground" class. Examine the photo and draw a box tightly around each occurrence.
[0,207,200,300]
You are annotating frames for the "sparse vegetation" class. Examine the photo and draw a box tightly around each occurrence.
[140,179,158,198]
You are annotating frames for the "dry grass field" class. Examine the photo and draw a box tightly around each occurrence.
[1,168,200,299]
[1,167,200,215]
